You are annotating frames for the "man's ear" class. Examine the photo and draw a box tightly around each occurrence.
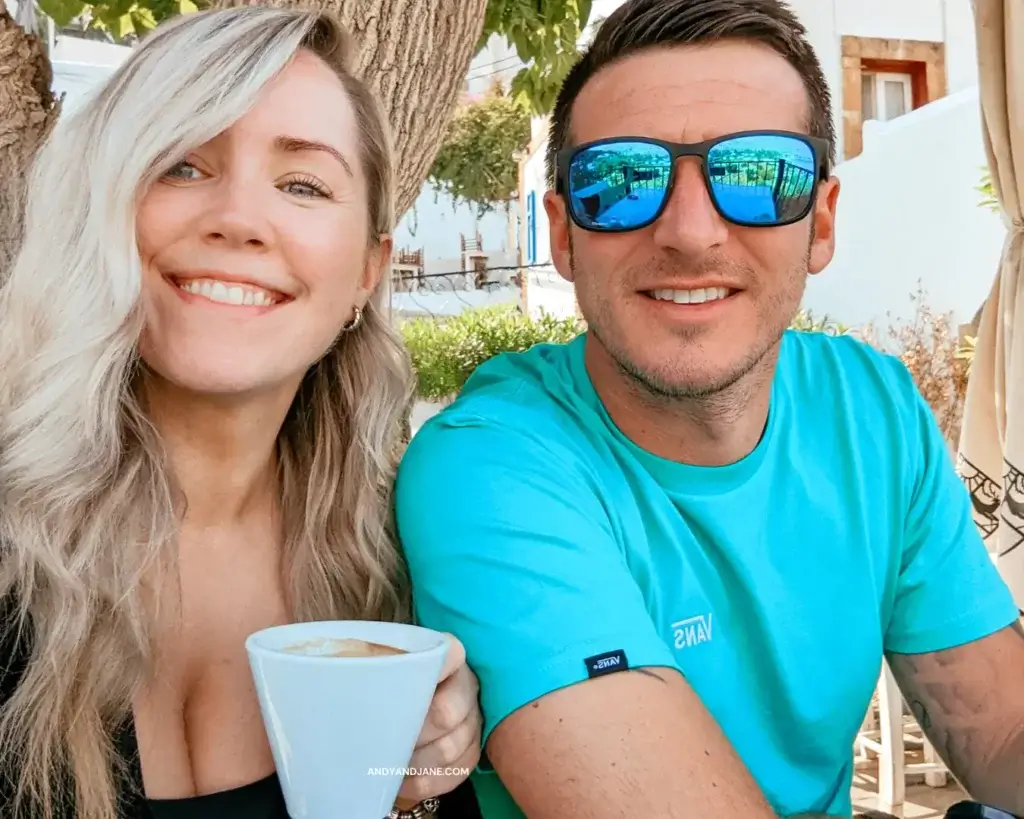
[544,190,575,284]
[808,177,840,276]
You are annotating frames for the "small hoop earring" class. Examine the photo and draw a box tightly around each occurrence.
[342,305,363,332]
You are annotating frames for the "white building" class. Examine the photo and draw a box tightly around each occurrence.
[49,34,130,109]
[520,0,1004,332]
[391,32,523,286]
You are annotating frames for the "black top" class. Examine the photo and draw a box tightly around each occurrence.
[0,603,482,819]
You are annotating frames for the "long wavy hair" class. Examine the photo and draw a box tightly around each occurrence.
[0,9,413,819]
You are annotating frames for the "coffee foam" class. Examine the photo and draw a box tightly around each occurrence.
[282,637,408,658]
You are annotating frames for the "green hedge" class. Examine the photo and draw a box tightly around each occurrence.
[400,306,582,401]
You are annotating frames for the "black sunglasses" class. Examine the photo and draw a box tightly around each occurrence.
[555,130,830,233]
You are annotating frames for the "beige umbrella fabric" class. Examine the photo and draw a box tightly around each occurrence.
[957,0,1024,609]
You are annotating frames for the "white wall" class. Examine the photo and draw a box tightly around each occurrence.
[394,186,518,269]
[938,0,982,94]
[51,34,130,66]
[51,61,112,111]
[521,117,553,267]
[803,87,1005,331]
[392,274,577,321]
[525,267,576,318]
[392,284,521,319]
[835,0,946,41]
[49,36,130,112]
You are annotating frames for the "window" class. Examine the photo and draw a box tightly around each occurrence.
[841,37,946,159]
[861,71,913,123]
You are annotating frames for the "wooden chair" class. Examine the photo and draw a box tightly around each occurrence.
[854,661,949,815]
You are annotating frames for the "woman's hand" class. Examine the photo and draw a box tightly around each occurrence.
[396,635,482,806]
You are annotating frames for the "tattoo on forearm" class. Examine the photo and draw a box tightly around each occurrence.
[888,625,1024,813]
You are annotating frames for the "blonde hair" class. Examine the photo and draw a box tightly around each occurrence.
[0,8,413,819]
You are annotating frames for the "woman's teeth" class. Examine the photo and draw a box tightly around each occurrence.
[177,278,278,307]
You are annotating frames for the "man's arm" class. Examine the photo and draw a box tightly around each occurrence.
[880,359,1023,814]
[888,620,1024,815]
[396,418,799,819]
[486,663,837,819]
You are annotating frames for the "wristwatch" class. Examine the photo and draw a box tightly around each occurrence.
[385,797,440,818]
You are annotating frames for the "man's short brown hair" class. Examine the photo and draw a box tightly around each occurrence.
[545,0,835,185]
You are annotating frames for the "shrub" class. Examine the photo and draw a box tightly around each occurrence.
[858,285,969,447]
[400,305,583,402]
[790,309,848,335]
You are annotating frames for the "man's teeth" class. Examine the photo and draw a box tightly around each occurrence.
[651,286,731,304]
[177,278,278,306]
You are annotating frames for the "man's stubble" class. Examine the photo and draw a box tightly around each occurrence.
[567,231,812,417]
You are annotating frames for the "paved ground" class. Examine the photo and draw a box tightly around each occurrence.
[851,764,966,818]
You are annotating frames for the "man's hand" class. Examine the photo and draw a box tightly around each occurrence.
[486,665,779,819]
[887,620,1024,815]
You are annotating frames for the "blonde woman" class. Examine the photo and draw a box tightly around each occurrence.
[0,8,482,819]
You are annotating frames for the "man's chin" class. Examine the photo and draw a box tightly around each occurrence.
[615,346,770,400]
[617,362,729,400]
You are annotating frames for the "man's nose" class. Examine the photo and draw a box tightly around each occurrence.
[651,159,730,256]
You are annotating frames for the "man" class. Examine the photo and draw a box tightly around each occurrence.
[394,1,1024,817]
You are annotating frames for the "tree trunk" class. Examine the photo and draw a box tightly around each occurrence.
[0,3,60,276]
[214,0,489,219]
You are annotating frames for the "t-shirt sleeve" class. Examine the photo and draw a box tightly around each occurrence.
[394,415,679,745]
[885,363,1019,655]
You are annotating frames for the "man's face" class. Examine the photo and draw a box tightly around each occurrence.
[544,41,840,398]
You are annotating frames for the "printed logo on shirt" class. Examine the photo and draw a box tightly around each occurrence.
[583,649,629,678]
[671,613,713,649]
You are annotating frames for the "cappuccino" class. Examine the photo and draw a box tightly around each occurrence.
[283,637,408,658]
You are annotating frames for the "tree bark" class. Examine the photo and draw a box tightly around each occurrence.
[214,0,489,219]
[0,3,60,276]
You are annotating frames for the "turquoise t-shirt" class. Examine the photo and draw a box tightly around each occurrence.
[394,330,1018,818]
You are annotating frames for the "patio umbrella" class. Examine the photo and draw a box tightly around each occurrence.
[957,0,1024,610]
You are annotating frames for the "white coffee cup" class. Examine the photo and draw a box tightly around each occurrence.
[245,620,450,819]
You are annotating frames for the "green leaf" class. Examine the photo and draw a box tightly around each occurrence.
[112,12,133,37]
[36,0,86,27]
[482,0,588,113]
[130,6,157,28]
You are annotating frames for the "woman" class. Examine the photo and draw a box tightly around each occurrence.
[0,7,481,819]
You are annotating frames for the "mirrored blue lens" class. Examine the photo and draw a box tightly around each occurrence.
[567,141,671,230]
[707,134,817,225]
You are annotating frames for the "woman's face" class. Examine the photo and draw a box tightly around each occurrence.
[136,50,387,399]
